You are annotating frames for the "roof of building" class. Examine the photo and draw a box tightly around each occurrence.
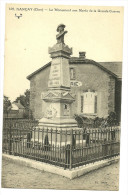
[11,104,19,110]
[99,62,122,79]
[27,57,122,80]
[27,62,51,80]
[12,101,25,109]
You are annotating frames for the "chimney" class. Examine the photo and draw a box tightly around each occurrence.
[79,52,86,59]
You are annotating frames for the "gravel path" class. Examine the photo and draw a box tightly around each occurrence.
[1,159,119,190]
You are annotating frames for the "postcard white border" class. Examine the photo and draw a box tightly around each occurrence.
[0,1,128,195]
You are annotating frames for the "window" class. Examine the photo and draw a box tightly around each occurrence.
[70,68,75,80]
[81,90,97,114]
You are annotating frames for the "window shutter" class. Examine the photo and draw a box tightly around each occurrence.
[94,96,97,113]
[81,96,83,113]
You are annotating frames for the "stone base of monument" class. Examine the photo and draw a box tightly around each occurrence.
[31,117,80,145]
[38,117,78,130]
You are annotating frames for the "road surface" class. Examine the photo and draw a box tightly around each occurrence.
[1,159,119,190]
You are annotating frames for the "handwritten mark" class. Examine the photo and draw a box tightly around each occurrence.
[15,13,22,19]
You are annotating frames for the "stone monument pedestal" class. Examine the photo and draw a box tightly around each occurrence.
[39,117,78,130]
[39,24,78,131]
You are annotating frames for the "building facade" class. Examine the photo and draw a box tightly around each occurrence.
[27,52,122,122]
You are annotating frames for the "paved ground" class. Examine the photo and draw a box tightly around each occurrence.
[1,159,119,190]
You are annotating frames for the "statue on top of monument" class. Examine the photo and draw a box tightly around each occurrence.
[56,24,67,44]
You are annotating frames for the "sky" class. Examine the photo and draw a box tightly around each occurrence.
[3,4,124,102]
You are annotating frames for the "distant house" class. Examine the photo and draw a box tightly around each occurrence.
[27,52,122,122]
[4,100,25,119]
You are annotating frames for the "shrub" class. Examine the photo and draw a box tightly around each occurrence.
[74,114,96,128]
[107,112,118,126]
[74,112,119,128]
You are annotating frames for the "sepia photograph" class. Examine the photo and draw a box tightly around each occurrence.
[0,1,127,193]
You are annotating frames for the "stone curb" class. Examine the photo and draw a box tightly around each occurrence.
[2,154,119,179]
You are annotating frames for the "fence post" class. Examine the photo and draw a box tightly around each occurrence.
[27,131,31,148]
[9,122,12,155]
[69,129,73,170]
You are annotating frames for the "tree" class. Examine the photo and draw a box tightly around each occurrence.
[3,95,12,117]
[15,89,30,109]
[15,89,33,119]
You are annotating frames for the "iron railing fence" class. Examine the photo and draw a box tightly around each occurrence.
[2,120,120,169]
